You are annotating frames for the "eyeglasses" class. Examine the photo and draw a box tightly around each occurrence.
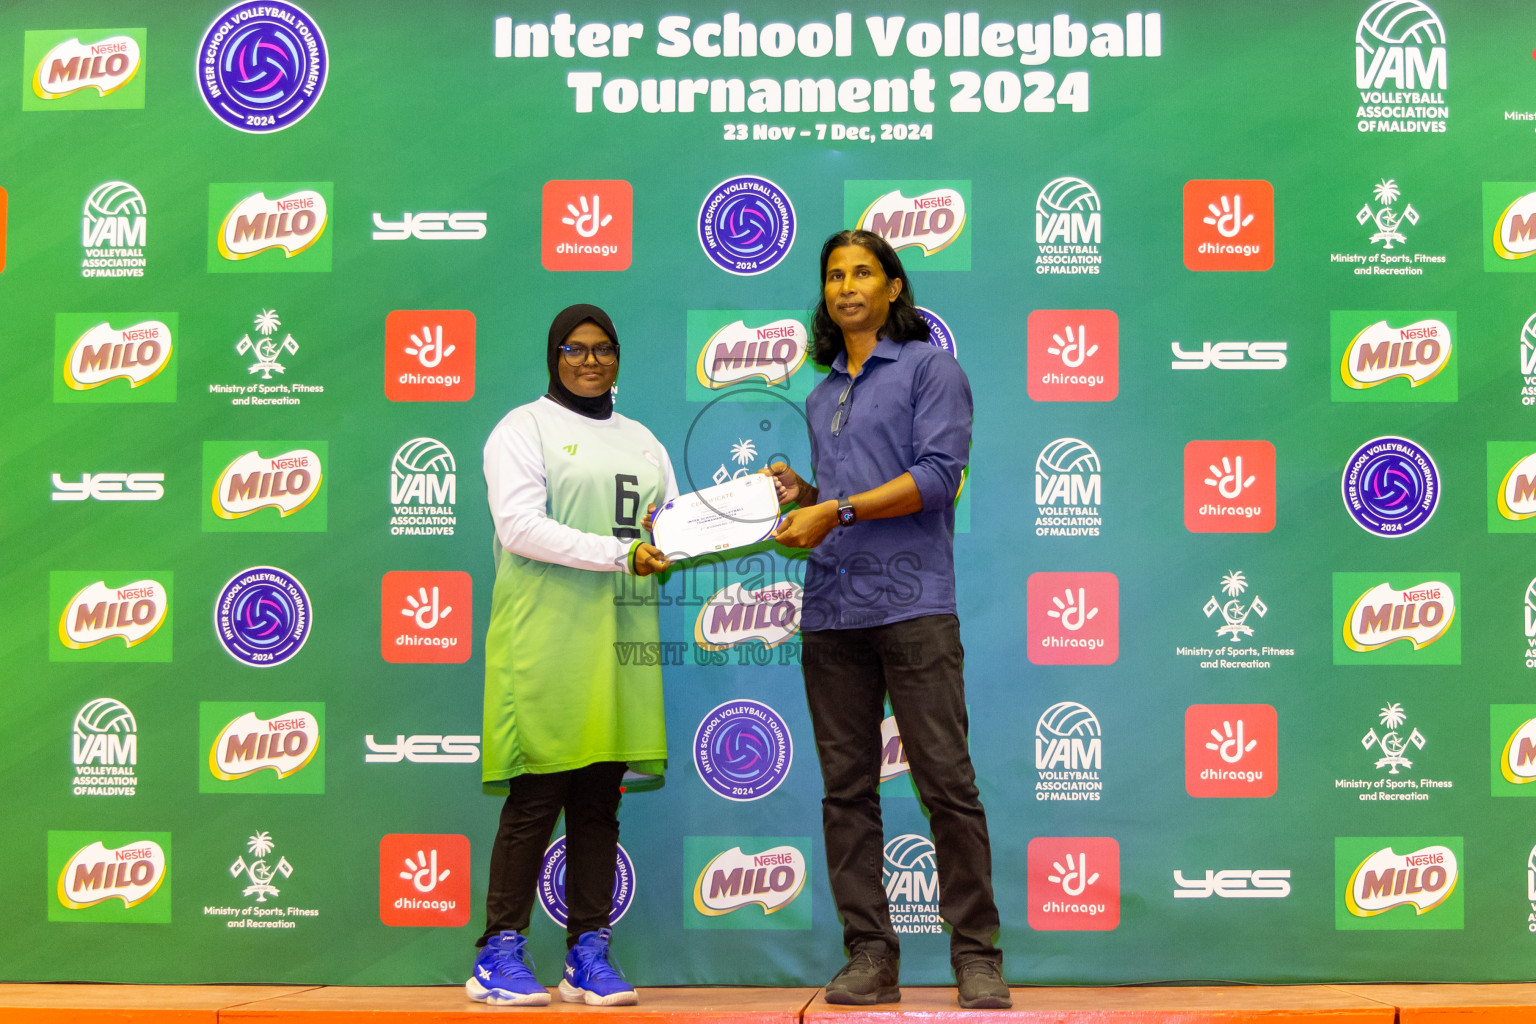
[559,342,618,366]
[830,379,854,436]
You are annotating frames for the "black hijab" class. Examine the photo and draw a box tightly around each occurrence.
[545,303,619,420]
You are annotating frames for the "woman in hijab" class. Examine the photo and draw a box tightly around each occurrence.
[467,304,673,1007]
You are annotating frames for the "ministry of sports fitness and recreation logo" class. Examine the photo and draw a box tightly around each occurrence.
[1183,180,1274,272]
[1488,184,1536,272]
[1492,706,1536,796]
[208,308,324,406]
[1336,837,1462,930]
[198,2,326,132]
[208,182,332,272]
[1027,310,1118,402]
[1175,570,1293,669]
[80,181,147,278]
[72,698,138,798]
[693,699,792,801]
[686,838,811,929]
[1331,312,1456,402]
[1034,176,1101,275]
[24,30,145,110]
[1354,1,1448,134]
[385,310,476,401]
[1034,437,1102,536]
[1026,572,1119,666]
[1490,442,1536,533]
[1034,701,1102,803]
[51,573,172,664]
[379,834,471,927]
[203,443,326,532]
[1184,440,1275,532]
[1333,572,1460,666]
[884,834,941,935]
[689,313,810,398]
[373,210,486,241]
[1028,837,1120,931]
[54,314,176,403]
[1334,702,1450,802]
[201,703,324,794]
[1185,704,1277,799]
[214,567,312,667]
[381,571,472,664]
[1329,179,1447,274]
[390,438,458,536]
[695,582,801,652]
[215,830,318,929]
[1341,436,1439,536]
[699,176,795,275]
[538,837,635,927]
[48,832,170,923]
[845,180,970,270]
[542,180,631,271]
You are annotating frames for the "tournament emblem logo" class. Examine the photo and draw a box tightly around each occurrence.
[26,31,145,108]
[1344,579,1455,652]
[1185,704,1277,799]
[1026,572,1119,666]
[917,307,957,358]
[72,698,138,798]
[693,699,793,801]
[379,834,471,927]
[1339,839,1461,928]
[385,309,476,401]
[58,579,168,651]
[695,582,801,652]
[884,834,941,934]
[695,319,808,389]
[1034,701,1102,803]
[209,710,319,781]
[849,181,970,269]
[698,176,795,276]
[81,181,147,278]
[1027,310,1118,402]
[1184,440,1276,533]
[198,2,327,133]
[1034,176,1101,275]
[538,837,635,927]
[51,835,169,920]
[212,448,322,520]
[692,844,807,917]
[215,567,311,666]
[62,319,172,392]
[1354,1,1448,132]
[390,438,458,536]
[1494,446,1536,523]
[1183,180,1274,272]
[1034,437,1102,536]
[1342,436,1438,536]
[1334,314,1455,399]
[1028,837,1120,930]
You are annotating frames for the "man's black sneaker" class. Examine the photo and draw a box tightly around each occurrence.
[955,957,1012,1009]
[824,946,900,1005]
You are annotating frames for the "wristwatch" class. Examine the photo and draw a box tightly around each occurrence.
[836,498,857,527]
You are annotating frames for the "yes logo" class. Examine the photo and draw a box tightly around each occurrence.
[846,180,970,269]
[1184,440,1275,532]
[1027,310,1118,402]
[1331,311,1456,401]
[203,443,327,532]
[686,839,811,929]
[24,31,146,109]
[200,703,324,794]
[1490,443,1536,532]
[1028,836,1119,930]
[1027,572,1118,665]
[48,833,170,922]
[1183,180,1274,272]
[1185,704,1277,798]
[54,314,177,403]
[385,310,476,401]
[50,572,172,663]
[381,571,473,664]
[379,834,471,927]
[208,182,333,273]
[542,180,632,271]
[1336,837,1462,930]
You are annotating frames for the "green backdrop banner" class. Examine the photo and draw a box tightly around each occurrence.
[5,0,1536,987]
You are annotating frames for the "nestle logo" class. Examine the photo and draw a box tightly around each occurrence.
[275,197,314,211]
[115,846,152,861]
[268,717,306,731]
[115,587,154,600]
[269,457,309,470]
[92,41,128,55]
[754,852,794,866]
[1404,852,1443,866]
[913,195,952,209]
[121,328,159,341]
[756,326,796,340]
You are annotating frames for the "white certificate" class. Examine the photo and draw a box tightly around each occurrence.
[651,473,781,559]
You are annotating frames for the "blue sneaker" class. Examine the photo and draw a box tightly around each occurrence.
[465,931,550,1006]
[559,928,638,1006]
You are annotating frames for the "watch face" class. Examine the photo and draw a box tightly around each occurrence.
[839,504,856,525]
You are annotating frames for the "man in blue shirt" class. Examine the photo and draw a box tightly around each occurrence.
[770,229,1010,1010]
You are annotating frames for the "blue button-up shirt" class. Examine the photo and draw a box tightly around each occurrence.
[801,337,972,631]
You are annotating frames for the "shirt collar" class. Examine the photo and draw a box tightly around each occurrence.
[830,336,903,376]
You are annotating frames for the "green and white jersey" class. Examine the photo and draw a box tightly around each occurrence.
[481,396,676,785]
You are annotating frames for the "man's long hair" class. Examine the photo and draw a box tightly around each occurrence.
[810,229,929,366]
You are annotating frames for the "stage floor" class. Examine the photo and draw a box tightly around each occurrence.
[5,982,1536,1024]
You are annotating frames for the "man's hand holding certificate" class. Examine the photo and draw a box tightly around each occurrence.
[651,473,781,560]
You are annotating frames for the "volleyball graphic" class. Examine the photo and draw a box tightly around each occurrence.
[75,698,136,737]
[883,834,937,872]
[1037,438,1101,476]
[1036,176,1100,218]
[1037,701,1101,742]
[393,438,455,476]
[83,181,145,220]
[1357,0,1445,52]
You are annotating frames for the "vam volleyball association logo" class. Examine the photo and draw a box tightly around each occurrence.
[1034,437,1102,536]
[884,834,941,935]
[72,698,138,798]
[1354,1,1448,133]
[1341,436,1438,536]
[693,699,793,801]
[80,181,147,278]
[198,2,327,133]
[538,837,634,927]
[1034,701,1103,802]
[698,176,795,275]
[214,566,311,667]
[1034,176,1101,275]
[390,437,457,536]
